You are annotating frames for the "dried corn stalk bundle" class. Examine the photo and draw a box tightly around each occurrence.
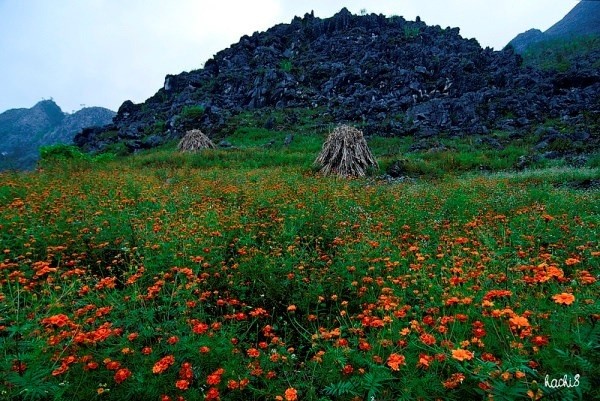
[177,129,215,152]
[315,125,378,177]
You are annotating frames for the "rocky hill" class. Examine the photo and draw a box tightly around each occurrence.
[75,8,600,155]
[0,100,115,170]
[508,0,600,53]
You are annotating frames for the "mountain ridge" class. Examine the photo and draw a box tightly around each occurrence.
[508,1,600,53]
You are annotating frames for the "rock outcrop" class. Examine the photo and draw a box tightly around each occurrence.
[75,8,599,154]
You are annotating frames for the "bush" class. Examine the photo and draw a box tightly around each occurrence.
[179,105,206,121]
[39,144,88,161]
[38,144,91,169]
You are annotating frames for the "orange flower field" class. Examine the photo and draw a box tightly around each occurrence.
[0,151,598,400]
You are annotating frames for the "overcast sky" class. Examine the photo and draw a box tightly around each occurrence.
[0,0,579,114]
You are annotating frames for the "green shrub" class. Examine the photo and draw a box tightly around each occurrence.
[102,142,130,157]
[404,25,420,39]
[39,144,88,161]
[38,144,91,169]
[144,120,167,136]
[179,105,206,121]
[279,59,293,72]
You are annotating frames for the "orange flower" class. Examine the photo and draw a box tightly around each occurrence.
[552,292,575,305]
[541,214,554,222]
[284,387,298,401]
[175,379,189,390]
[11,360,26,374]
[509,315,530,328]
[451,348,474,362]
[206,373,221,385]
[386,353,406,371]
[443,372,465,389]
[205,387,220,400]
[577,270,596,285]
[179,362,193,380]
[42,314,71,328]
[531,335,549,347]
[192,322,209,334]
[104,359,121,371]
[527,389,544,400]
[152,355,175,374]
[419,333,436,346]
[358,341,371,351]
[416,353,434,369]
[483,289,512,301]
[246,348,260,358]
[341,364,354,375]
[545,265,565,281]
[564,258,580,266]
[114,368,131,384]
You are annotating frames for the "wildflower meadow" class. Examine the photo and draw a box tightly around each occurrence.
[1,135,599,401]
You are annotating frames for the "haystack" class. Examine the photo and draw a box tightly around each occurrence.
[315,125,378,177]
[177,129,215,152]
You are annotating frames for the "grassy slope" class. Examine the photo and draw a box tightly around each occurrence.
[521,35,600,72]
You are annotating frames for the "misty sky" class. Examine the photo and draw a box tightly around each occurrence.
[0,0,578,114]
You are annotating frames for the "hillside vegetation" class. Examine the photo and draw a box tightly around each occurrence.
[1,128,599,400]
[521,35,600,72]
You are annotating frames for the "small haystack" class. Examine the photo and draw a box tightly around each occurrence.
[315,125,378,177]
[177,129,215,152]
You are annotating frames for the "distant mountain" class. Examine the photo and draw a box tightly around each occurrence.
[0,100,115,170]
[508,1,600,53]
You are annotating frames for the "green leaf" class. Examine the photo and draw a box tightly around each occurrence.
[323,380,358,397]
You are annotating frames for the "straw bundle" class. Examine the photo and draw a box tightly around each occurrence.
[315,125,378,177]
[177,129,215,152]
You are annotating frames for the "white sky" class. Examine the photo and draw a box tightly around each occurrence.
[0,0,578,114]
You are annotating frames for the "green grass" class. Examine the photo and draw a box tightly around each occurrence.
[122,123,591,180]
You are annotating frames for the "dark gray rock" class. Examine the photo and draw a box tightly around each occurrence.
[142,135,164,148]
[387,159,411,177]
[515,154,541,170]
[72,7,599,156]
[567,155,588,167]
